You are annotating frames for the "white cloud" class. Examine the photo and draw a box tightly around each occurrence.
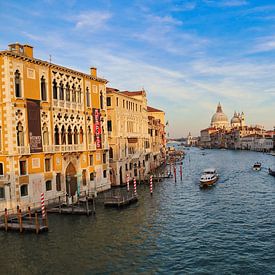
[204,0,248,7]
[72,10,112,32]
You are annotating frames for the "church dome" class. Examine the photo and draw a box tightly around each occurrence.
[231,112,241,124]
[211,103,228,127]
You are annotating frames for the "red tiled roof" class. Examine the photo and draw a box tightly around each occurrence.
[120,91,144,96]
[106,87,120,93]
[147,106,163,112]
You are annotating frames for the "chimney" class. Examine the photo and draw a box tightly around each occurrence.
[90,67,97,77]
[23,44,33,58]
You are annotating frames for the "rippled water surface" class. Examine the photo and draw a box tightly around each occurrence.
[1,149,274,274]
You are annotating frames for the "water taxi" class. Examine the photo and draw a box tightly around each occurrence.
[252,162,261,171]
[268,168,275,177]
[200,168,219,188]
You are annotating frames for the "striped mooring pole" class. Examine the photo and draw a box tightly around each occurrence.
[133,177,137,196]
[180,164,183,181]
[41,192,46,218]
[150,175,153,195]
[126,174,130,192]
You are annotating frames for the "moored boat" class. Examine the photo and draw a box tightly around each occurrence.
[268,168,275,177]
[253,162,261,171]
[200,168,219,188]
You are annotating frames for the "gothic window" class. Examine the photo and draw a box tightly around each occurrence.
[41,76,47,101]
[72,85,76,102]
[68,126,72,144]
[100,91,103,109]
[42,124,49,145]
[54,125,59,145]
[79,127,84,144]
[66,82,70,101]
[59,82,64,100]
[61,125,66,145]
[15,70,22,98]
[77,85,81,103]
[53,79,58,99]
[16,122,24,146]
[88,126,92,144]
[107,120,112,132]
[86,87,90,107]
[56,173,61,191]
[107,97,111,106]
[74,126,78,144]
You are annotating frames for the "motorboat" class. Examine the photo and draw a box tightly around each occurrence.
[268,168,275,177]
[200,168,219,188]
[253,162,261,171]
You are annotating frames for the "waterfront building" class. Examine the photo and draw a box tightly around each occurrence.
[106,88,166,186]
[0,43,110,211]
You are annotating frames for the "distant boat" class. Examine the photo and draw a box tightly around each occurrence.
[200,168,219,188]
[268,168,275,177]
[253,162,261,171]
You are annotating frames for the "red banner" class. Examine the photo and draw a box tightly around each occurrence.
[93,108,102,149]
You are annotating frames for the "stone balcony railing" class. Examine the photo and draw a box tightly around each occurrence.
[43,144,85,153]
[52,99,83,110]
[88,144,96,151]
[17,146,30,155]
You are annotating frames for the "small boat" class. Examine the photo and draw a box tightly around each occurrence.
[200,168,219,188]
[253,162,261,171]
[268,168,275,177]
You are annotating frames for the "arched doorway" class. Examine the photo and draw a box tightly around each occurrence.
[66,162,77,196]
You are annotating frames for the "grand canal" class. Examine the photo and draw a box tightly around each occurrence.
[0,148,274,274]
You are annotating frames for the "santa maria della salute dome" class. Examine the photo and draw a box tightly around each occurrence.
[210,103,245,129]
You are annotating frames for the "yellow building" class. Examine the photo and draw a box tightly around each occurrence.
[106,88,166,186]
[0,43,110,212]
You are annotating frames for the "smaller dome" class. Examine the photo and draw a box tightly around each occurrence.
[231,111,241,124]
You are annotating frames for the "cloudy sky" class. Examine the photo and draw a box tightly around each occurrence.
[1,0,275,137]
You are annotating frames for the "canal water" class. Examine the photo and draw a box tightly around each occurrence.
[0,149,274,274]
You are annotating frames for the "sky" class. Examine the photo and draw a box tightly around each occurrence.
[0,0,275,137]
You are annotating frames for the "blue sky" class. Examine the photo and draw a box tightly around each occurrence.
[1,0,275,137]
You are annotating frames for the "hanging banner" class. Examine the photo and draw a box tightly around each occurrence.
[27,99,43,153]
[93,108,102,149]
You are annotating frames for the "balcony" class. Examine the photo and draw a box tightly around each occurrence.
[17,146,30,155]
[88,144,96,151]
[47,144,86,153]
[102,142,109,150]
[0,174,10,182]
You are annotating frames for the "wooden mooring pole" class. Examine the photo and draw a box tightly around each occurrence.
[35,212,39,234]
[18,209,23,233]
[85,196,89,216]
[4,208,8,232]
[28,206,32,220]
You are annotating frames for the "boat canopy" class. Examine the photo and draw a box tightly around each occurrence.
[203,168,216,174]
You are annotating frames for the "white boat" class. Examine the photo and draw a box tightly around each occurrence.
[200,168,219,188]
[253,162,261,171]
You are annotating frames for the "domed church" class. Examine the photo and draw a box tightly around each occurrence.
[211,102,229,129]
[210,103,245,130]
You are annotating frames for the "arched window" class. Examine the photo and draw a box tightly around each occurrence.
[42,124,49,145]
[54,125,59,145]
[61,125,66,145]
[88,126,92,144]
[68,126,72,144]
[66,82,70,101]
[15,70,21,97]
[100,91,103,109]
[86,87,90,107]
[16,122,24,146]
[72,85,76,102]
[41,76,47,101]
[74,126,78,144]
[53,79,58,99]
[109,147,113,159]
[79,127,83,144]
[77,85,81,103]
[59,81,64,100]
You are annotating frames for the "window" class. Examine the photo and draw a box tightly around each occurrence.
[116,97,119,106]
[107,97,111,106]
[125,164,128,171]
[103,153,106,164]
[41,76,47,101]
[100,91,103,109]
[103,170,107,178]
[56,173,61,191]
[66,83,70,101]
[123,100,125,108]
[45,158,51,172]
[0,163,3,176]
[130,163,132,170]
[42,125,49,146]
[59,82,64,100]
[68,126,72,145]
[20,184,28,197]
[90,173,94,181]
[54,125,59,145]
[0,187,4,199]
[143,160,145,167]
[82,170,87,186]
[109,147,113,159]
[15,70,21,97]
[45,180,52,191]
[72,85,76,102]
[107,120,112,132]
[17,122,24,146]
[89,155,93,166]
[53,79,58,99]
[19,160,27,175]
[86,87,90,107]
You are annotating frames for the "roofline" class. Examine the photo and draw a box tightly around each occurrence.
[0,50,108,84]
